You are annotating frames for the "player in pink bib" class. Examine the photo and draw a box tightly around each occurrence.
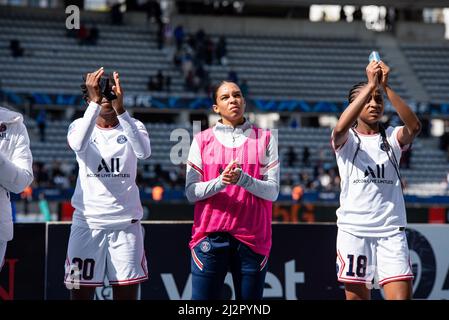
[185,81,279,300]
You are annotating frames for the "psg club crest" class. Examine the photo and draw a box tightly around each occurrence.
[200,240,211,253]
[0,124,6,132]
[380,142,390,152]
[117,135,127,144]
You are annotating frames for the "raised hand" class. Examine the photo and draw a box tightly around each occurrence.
[112,71,125,115]
[85,67,104,104]
[379,61,390,90]
[366,60,381,89]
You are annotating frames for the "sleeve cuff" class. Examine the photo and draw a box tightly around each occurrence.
[117,110,131,121]
[217,175,225,188]
[235,169,247,187]
[88,101,101,110]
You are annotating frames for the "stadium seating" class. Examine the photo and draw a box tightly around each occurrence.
[0,17,409,102]
[1,12,448,197]
[401,43,449,104]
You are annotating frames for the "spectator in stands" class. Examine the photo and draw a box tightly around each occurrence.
[110,3,123,25]
[291,184,304,203]
[385,7,398,33]
[33,162,50,188]
[299,172,312,191]
[353,7,362,21]
[302,146,310,166]
[0,105,33,272]
[155,21,165,50]
[151,185,164,201]
[420,117,430,138]
[156,70,165,91]
[77,24,89,45]
[289,118,298,128]
[38,192,51,222]
[174,25,185,50]
[165,75,172,93]
[173,48,182,68]
[216,36,228,65]
[147,75,158,91]
[36,109,47,142]
[154,163,170,184]
[227,69,239,84]
[446,171,449,193]
[205,36,215,65]
[87,25,99,45]
[20,185,33,215]
[331,60,421,300]
[185,81,279,300]
[145,0,162,25]
[286,146,297,167]
[182,52,194,78]
[9,39,24,57]
[439,131,449,158]
[64,67,151,299]
[318,168,332,191]
[240,78,248,94]
[185,70,199,92]
[340,7,348,22]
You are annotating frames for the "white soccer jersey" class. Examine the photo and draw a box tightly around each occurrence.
[67,102,151,229]
[333,126,408,237]
[0,107,33,242]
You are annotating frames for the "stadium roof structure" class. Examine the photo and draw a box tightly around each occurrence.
[187,0,449,9]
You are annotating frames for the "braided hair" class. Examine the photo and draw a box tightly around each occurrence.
[80,83,89,104]
[347,82,403,189]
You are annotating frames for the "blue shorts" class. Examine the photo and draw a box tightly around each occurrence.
[191,232,268,300]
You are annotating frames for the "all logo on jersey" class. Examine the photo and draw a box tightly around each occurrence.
[117,135,127,144]
[98,158,120,173]
[87,157,130,178]
[364,164,385,179]
[353,163,393,185]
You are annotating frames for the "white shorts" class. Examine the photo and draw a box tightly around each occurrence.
[0,240,6,272]
[336,229,414,287]
[64,222,148,288]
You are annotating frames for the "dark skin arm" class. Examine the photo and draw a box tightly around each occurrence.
[85,67,104,104]
[332,61,380,149]
[111,71,126,116]
[379,61,421,146]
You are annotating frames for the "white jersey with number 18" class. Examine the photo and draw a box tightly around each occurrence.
[332,126,408,238]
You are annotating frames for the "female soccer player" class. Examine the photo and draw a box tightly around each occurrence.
[331,60,421,300]
[185,81,279,300]
[65,67,151,300]
[0,106,33,271]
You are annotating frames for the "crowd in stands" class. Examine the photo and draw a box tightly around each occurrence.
[66,24,100,45]
[171,26,229,95]
[147,70,171,92]
[9,39,25,57]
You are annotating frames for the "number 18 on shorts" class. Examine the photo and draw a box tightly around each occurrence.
[336,229,414,287]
